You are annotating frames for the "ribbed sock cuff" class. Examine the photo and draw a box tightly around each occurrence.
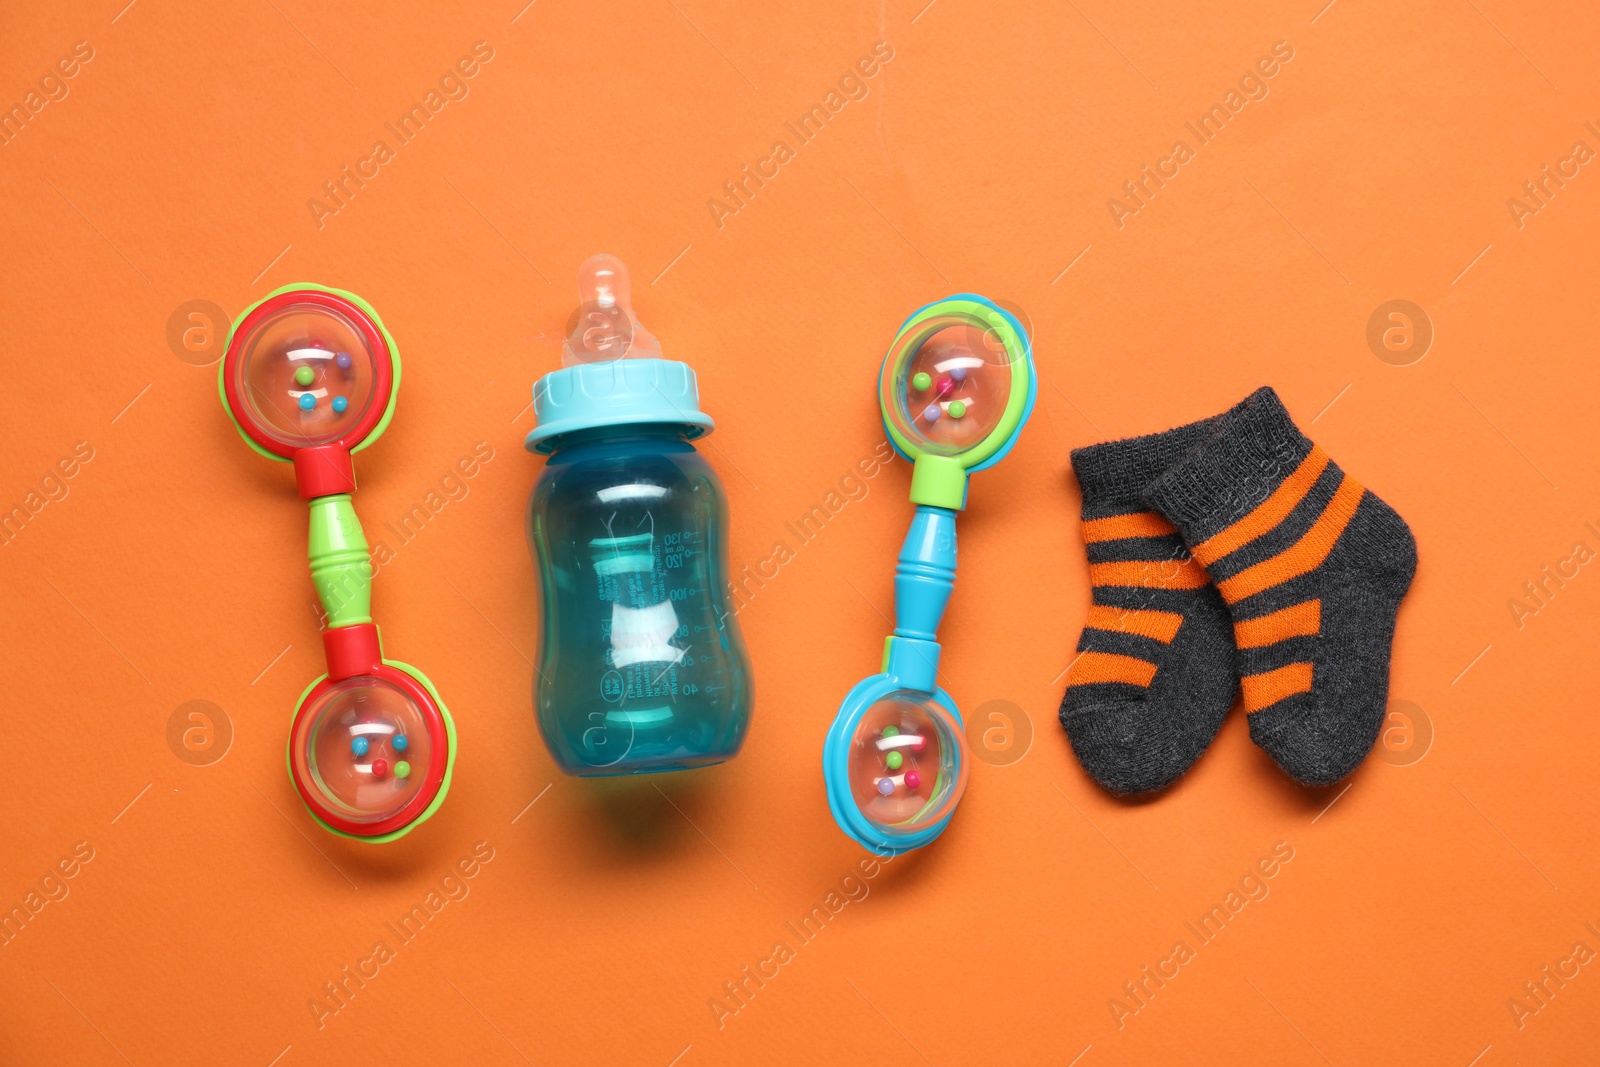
[1143,387,1313,538]
[1070,414,1224,512]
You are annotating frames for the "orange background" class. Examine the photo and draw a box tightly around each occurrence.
[3,0,1599,1063]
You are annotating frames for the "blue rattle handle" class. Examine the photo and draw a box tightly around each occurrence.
[884,505,958,695]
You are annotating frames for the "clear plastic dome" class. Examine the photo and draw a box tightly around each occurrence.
[290,676,438,830]
[562,254,662,365]
[844,691,969,836]
[880,316,1014,457]
[229,298,383,450]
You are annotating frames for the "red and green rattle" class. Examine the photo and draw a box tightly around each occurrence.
[219,283,456,842]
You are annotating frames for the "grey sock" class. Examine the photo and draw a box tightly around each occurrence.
[1144,387,1418,786]
[1060,416,1238,795]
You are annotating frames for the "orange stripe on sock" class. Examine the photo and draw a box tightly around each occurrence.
[1216,475,1365,604]
[1240,662,1314,712]
[1088,558,1209,590]
[1234,600,1321,649]
[1082,511,1177,543]
[1065,652,1158,688]
[1084,604,1185,643]
[1191,446,1331,566]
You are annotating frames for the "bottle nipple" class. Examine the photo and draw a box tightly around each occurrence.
[562,254,663,365]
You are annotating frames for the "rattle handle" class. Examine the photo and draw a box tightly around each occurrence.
[308,494,373,627]
[893,506,957,642]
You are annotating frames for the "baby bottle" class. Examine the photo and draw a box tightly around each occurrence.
[524,254,753,775]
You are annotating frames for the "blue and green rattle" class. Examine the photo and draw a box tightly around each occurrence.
[823,295,1036,853]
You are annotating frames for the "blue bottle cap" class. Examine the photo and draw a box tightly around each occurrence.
[524,357,714,454]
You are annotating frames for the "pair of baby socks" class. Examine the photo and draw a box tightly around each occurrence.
[1060,387,1417,792]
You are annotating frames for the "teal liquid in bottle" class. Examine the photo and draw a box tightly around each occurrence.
[524,255,752,775]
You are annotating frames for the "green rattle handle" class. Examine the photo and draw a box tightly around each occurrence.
[308,494,373,627]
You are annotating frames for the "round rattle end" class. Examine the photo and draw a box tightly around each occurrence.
[878,297,1034,472]
[843,691,969,838]
[288,673,450,839]
[221,286,397,459]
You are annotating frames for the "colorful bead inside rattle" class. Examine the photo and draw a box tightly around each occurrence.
[290,676,442,831]
[844,692,968,836]
[883,316,1015,457]
[227,296,381,451]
